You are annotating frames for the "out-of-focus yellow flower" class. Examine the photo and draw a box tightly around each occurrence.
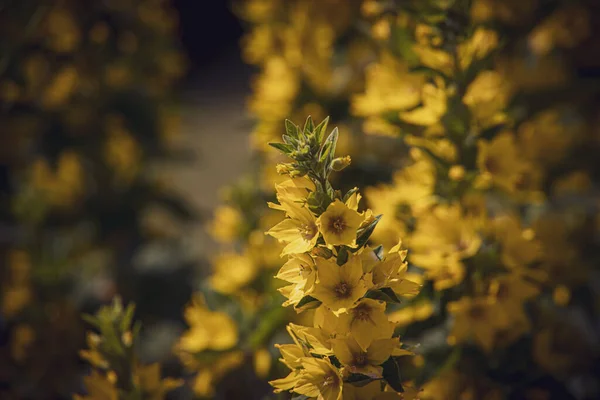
[1,250,32,318]
[389,301,434,327]
[317,200,364,247]
[528,6,589,56]
[10,324,35,363]
[74,370,118,400]
[190,351,245,397]
[518,109,582,166]
[463,70,512,130]
[42,66,78,109]
[104,116,142,184]
[458,28,499,70]
[399,77,447,126]
[352,52,425,119]
[410,203,481,287]
[135,363,183,399]
[253,348,272,378]
[311,255,370,314]
[177,296,238,353]
[210,251,258,294]
[44,8,80,53]
[210,205,244,243]
[31,150,84,208]
[447,296,508,352]
[476,132,528,193]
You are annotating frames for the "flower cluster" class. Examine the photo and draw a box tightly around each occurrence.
[267,117,422,399]
[77,298,182,400]
[0,1,189,397]
[352,0,600,398]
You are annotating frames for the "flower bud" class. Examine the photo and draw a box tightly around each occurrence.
[448,165,466,181]
[330,156,351,171]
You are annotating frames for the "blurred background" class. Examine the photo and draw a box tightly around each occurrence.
[1,0,600,399]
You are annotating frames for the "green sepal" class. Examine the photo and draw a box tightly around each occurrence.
[336,246,349,266]
[295,295,321,311]
[352,214,382,251]
[285,119,299,138]
[382,356,404,393]
[269,142,294,155]
[365,287,402,304]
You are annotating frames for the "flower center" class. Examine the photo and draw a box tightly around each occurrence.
[353,352,368,367]
[469,305,486,320]
[353,304,372,322]
[321,373,338,388]
[334,281,352,299]
[300,223,317,240]
[329,216,346,235]
[484,157,498,174]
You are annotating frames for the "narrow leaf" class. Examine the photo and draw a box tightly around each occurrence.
[352,214,382,251]
[382,357,404,393]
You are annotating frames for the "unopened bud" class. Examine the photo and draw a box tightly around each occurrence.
[331,156,351,171]
[448,165,465,181]
[276,163,294,175]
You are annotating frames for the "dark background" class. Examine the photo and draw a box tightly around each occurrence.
[173,0,244,75]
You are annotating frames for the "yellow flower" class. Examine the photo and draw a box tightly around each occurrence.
[352,52,424,118]
[74,370,118,400]
[294,358,343,400]
[268,198,319,255]
[370,240,421,297]
[210,205,244,243]
[311,255,370,314]
[488,273,539,339]
[276,254,317,307]
[463,70,511,130]
[447,296,508,352]
[477,131,529,193]
[332,336,399,378]
[409,204,481,289]
[177,296,238,353]
[337,298,394,351]
[317,200,364,247]
[209,252,257,294]
[399,77,447,126]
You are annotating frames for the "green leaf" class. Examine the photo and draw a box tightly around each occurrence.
[303,115,315,133]
[81,314,101,329]
[282,134,298,145]
[295,295,321,311]
[344,373,374,387]
[352,214,382,251]
[269,142,294,155]
[342,187,359,203]
[313,116,330,143]
[382,357,404,393]
[364,288,402,304]
[120,302,136,333]
[373,245,384,261]
[285,119,299,138]
[336,246,349,266]
[322,127,339,176]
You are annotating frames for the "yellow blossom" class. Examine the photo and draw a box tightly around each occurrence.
[294,358,343,400]
[332,336,400,378]
[316,200,364,247]
[210,205,244,243]
[447,296,509,352]
[268,198,319,255]
[177,296,238,353]
[476,131,528,193]
[336,298,394,351]
[209,251,258,294]
[311,255,370,314]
